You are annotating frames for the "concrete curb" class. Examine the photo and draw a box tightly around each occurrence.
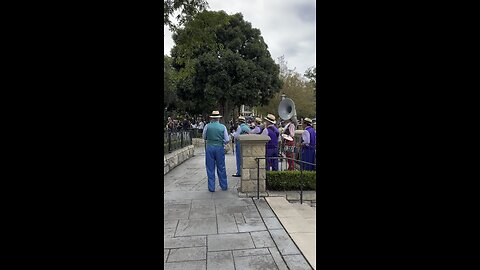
[164,145,195,175]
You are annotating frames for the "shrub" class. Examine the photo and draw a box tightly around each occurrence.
[266,171,316,191]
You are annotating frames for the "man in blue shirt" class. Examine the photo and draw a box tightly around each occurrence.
[202,111,230,192]
[232,116,250,177]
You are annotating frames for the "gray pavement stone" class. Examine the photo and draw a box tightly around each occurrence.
[165,219,179,229]
[243,207,261,217]
[232,248,270,257]
[268,247,289,270]
[216,214,238,234]
[207,233,255,251]
[264,217,283,230]
[215,198,253,207]
[253,199,276,218]
[191,199,215,208]
[164,260,206,270]
[207,251,235,270]
[164,220,179,237]
[164,199,192,205]
[164,204,191,220]
[211,190,239,199]
[165,191,212,200]
[165,227,176,238]
[215,205,250,215]
[175,218,217,236]
[164,148,313,270]
[168,247,207,262]
[233,213,245,224]
[164,249,169,263]
[250,231,276,248]
[233,255,277,270]
[269,229,301,255]
[237,222,267,233]
[244,217,263,223]
[189,206,216,219]
[283,254,313,270]
[164,236,206,249]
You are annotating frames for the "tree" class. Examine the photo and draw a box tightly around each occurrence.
[164,0,209,31]
[255,57,316,122]
[164,55,177,111]
[304,66,316,96]
[171,11,282,125]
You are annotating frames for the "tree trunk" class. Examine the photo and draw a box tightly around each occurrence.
[233,105,238,124]
[220,100,231,127]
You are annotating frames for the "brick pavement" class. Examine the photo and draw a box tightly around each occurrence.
[164,147,312,270]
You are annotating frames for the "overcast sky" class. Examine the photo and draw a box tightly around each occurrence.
[164,0,316,75]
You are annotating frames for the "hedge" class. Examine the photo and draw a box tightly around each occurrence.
[266,171,316,191]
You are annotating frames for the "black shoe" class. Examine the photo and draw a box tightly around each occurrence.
[231,174,241,177]
[221,188,228,191]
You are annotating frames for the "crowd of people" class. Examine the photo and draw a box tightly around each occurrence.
[201,110,316,192]
[165,115,206,134]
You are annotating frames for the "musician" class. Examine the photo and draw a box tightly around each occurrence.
[249,117,264,134]
[261,114,279,171]
[248,120,255,130]
[301,118,316,171]
[232,116,250,177]
[202,111,230,192]
[282,118,296,170]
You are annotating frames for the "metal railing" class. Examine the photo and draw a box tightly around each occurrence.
[254,156,316,204]
[164,129,195,154]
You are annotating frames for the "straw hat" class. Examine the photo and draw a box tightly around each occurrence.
[264,114,276,125]
[238,116,246,122]
[210,111,222,118]
[255,117,262,124]
[304,117,313,124]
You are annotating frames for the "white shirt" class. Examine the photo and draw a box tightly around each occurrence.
[302,129,310,144]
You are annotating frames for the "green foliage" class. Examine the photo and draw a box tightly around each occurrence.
[164,55,178,110]
[164,0,209,31]
[304,66,316,97]
[171,11,282,124]
[266,171,316,191]
[255,57,316,119]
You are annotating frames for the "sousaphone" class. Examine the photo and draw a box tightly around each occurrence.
[278,96,298,141]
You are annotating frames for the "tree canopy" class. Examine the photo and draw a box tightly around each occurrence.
[255,57,316,121]
[164,0,209,31]
[171,10,282,124]
[304,66,316,97]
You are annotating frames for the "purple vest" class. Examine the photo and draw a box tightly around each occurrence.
[305,126,316,147]
[266,126,279,149]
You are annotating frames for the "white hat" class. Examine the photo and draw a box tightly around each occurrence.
[238,116,246,122]
[264,114,276,124]
[210,111,222,118]
[304,118,313,124]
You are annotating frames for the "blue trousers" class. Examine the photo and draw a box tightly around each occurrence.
[301,146,316,171]
[235,142,241,175]
[206,145,228,191]
[266,147,278,171]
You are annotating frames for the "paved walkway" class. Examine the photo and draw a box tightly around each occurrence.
[164,147,313,270]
